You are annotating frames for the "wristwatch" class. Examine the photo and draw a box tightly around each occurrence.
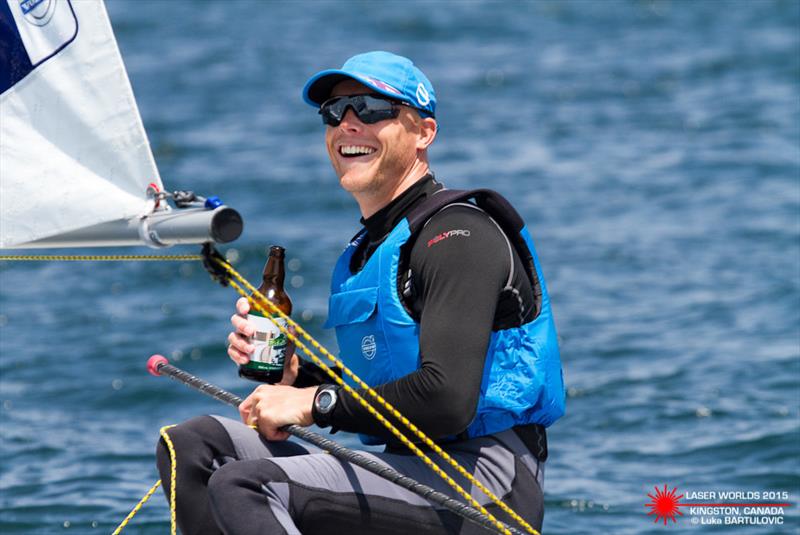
[312,384,339,428]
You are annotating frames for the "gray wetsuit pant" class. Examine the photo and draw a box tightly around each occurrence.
[158,415,544,534]
[156,416,544,535]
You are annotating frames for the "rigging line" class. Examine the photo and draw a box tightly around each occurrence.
[4,249,538,533]
[219,257,539,534]
[160,425,179,535]
[111,479,164,535]
[227,278,519,535]
[0,255,203,261]
[148,357,523,535]
[113,425,178,535]
[214,257,539,535]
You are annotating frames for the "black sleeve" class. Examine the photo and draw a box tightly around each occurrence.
[292,358,337,388]
[325,205,511,441]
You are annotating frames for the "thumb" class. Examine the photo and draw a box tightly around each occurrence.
[236,297,251,316]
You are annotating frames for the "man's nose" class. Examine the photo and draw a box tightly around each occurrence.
[338,108,362,130]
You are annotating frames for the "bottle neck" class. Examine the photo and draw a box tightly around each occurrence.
[263,272,284,286]
[263,253,285,286]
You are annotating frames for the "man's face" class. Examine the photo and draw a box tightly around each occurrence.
[324,80,425,197]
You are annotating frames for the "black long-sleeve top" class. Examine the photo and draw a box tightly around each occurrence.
[306,175,540,451]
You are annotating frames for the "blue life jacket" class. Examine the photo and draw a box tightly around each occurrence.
[324,189,565,445]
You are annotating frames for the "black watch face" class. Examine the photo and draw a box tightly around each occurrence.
[317,391,334,412]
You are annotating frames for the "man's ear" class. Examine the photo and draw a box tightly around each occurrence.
[417,117,437,150]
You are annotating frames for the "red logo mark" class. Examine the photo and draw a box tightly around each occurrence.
[427,229,471,247]
[646,485,684,525]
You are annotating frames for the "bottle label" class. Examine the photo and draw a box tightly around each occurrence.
[244,314,288,372]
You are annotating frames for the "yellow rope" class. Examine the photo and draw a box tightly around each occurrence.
[113,426,178,534]
[111,480,162,535]
[0,255,202,261]
[160,425,179,535]
[217,258,539,535]
[29,252,538,534]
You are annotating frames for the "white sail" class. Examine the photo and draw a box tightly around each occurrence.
[0,0,163,248]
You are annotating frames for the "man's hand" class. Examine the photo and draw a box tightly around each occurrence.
[239,384,316,441]
[228,297,255,364]
[227,297,299,385]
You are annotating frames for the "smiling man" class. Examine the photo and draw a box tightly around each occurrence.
[157,51,565,534]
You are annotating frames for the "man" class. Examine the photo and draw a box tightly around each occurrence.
[157,51,565,534]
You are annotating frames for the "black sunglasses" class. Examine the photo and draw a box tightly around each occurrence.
[319,94,411,127]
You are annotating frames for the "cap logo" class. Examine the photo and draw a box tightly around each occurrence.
[415,83,430,107]
[362,76,402,96]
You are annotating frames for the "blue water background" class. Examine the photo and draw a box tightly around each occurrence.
[1,0,798,533]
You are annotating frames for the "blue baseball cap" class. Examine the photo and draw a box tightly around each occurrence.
[302,51,436,117]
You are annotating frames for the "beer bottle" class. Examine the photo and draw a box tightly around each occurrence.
[239,245,293,383]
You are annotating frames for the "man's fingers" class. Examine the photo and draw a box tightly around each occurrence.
[236,297,250,316]
[227,345,250,365]
[277,352,300,386]
[228,332,254,354]
[257,413,289,441]
[227,332,253,365]
[238,395,253,423]
[230,314,254,337]
[266,429,289,441]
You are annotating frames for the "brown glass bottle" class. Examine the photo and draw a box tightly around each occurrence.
[239,245,293,383]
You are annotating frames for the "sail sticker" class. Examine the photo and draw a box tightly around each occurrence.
[20,0,56,25]
[0,0,77,94]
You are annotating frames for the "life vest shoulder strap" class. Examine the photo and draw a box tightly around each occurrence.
[400,188,541,325]
[406,188,525,237]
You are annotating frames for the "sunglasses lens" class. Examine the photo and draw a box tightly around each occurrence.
[320,97,345,126]
[320,95,400,126]
[356,96,397,124]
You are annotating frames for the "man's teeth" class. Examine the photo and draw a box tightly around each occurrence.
[340,145,376,156]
